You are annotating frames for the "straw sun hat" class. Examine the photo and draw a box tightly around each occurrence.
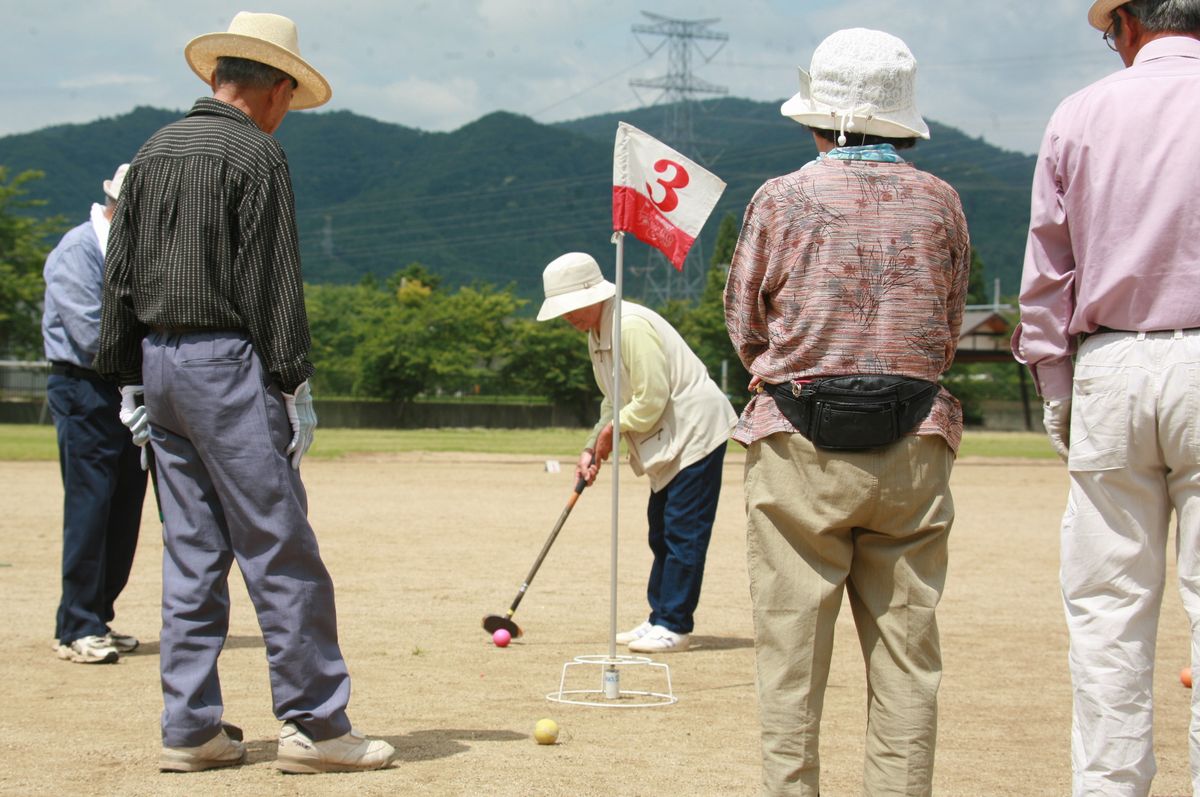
[1088,0,1126,30]
[537,253,616,322]
[184,11,331,110]
[781,27,929,142]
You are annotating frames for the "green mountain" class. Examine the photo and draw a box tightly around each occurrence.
[0,98,1034,302]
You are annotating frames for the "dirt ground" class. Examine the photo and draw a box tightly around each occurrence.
[0,450,1194,796]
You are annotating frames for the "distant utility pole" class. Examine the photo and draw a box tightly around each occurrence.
[628,11,728,306]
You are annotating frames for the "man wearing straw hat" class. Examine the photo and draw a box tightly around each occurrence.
[97,12,393,774]
[725,28,970,796]
[538,252,736,654]
[43,163,147,666]
[1014,2,1200,792]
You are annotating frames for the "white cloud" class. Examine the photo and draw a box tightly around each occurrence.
[0,0,1131,153]
[58,73,155,90]
[342,75,483,131]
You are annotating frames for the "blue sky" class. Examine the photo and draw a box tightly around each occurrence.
[3,0,1119,154]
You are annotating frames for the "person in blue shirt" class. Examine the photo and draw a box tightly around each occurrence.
[42,163,147,664]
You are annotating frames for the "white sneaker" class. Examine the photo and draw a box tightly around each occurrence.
[105,629,139,653]
[627,625,690,653]
[276,722,395,773]
[55,635,119,664]
[161,724,246,772]
[615,619,653,645]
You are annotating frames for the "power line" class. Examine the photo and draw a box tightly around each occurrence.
[627,11,729,305]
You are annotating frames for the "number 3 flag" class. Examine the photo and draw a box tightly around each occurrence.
[612,122,726,270]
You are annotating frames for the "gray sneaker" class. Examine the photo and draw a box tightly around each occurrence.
[55,635,119,664]
[104,630,139,653]
[276,722,395,773]
[161,724,246,772]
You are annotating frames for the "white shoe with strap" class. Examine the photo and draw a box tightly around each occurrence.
[627,625,690,653]
[615,619,654,645]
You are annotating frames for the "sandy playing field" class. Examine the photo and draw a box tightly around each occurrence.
[1,451,1194,796]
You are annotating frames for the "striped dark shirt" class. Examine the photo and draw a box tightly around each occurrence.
[96,97,313,392]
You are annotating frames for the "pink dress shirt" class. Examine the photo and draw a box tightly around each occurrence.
[1013,36,1200,400]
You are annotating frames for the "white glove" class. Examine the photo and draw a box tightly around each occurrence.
[1043,399,1071,463]
[283,380,317,470]
[118,385,151,448]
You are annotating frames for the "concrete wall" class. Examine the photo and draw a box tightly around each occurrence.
[0,398,598,429]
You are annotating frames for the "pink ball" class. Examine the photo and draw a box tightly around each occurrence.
[492,628,512,647]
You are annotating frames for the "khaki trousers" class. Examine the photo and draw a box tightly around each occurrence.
[745,432,955,797]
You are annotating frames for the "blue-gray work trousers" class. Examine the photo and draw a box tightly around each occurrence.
[142,330,352,747]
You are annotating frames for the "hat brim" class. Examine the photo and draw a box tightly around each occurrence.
[780,68,930,140]
[185,32,331,110]
[536,281,616,322]
[1088,0,1125,30]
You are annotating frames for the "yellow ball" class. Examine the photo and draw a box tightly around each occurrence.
[533,718,559,745]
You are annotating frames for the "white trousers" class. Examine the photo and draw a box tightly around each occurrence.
[1062,329,1200,797]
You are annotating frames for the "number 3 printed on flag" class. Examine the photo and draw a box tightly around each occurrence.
[647,159,689,213]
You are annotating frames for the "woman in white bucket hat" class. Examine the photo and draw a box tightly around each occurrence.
[725,28,972,797]
[97,12,394,776]
[538,252,736,654]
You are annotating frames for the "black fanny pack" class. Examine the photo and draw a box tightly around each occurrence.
[765,374,939,451]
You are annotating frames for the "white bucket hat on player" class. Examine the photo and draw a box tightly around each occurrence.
[781,27,930,144]
[103,163,129,202]
[184,11,332,110]
[537,252,617,322]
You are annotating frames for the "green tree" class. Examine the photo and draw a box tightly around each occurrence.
[389,262,443,293]
[670,212,749,398]
[500,318,596,423]
[966,247,989,306]
[356,280,521,403]
[0,168,65,358]
[305,281,392,395]
[709,211,739,268]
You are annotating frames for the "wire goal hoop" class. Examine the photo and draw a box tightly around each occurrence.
[547,653,677,708]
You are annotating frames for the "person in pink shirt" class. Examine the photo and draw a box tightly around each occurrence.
[726,28,970,796]
[1013,1,1200,793]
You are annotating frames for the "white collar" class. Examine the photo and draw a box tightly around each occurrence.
[89,203,111,258]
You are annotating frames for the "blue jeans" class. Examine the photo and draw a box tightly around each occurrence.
[47,372,146,645]
[645,443,726,634]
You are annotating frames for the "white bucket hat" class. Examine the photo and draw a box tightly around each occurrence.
[102,163,129,202]
[184,11,331,110]
[1088,0,1125,30]
[781,28,930,142]
[536,252,616,322]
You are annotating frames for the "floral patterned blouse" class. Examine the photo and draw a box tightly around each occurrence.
[724,151,971,452]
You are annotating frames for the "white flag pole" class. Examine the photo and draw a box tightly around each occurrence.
[607,230,624,677]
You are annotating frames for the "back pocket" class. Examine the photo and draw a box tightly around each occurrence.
[1068,372,1128,471]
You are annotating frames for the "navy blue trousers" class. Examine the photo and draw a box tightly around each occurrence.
[47,372,146,645]
[645,443,726,635]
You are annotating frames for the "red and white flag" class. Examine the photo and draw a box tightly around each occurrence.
[612,122,726,270]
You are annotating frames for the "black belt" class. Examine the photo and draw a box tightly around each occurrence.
[50,361,103,380]
[149,326,228,335]
[1088,325,1200,337]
